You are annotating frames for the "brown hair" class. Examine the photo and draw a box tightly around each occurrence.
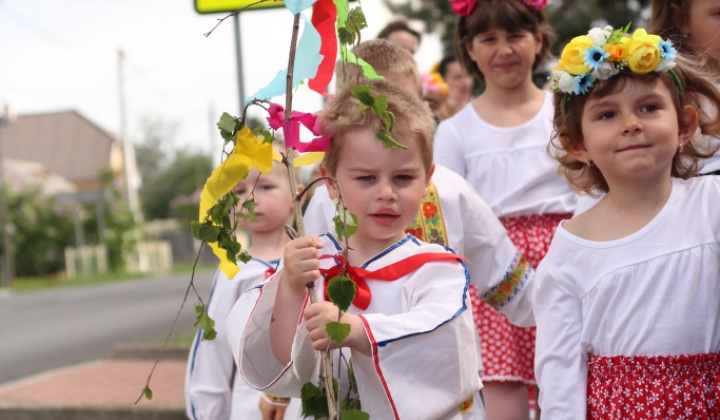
[321,78,435,176]
[335,39,423,98]
[454,0,554,82]
[377,20,422,46]
[549,53,720,195]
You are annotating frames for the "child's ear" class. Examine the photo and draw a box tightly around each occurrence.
[320,165,339,199]
[679,105,699,145]
[533,32,543,55]
[561,131,588,164]
[426,163,435,185]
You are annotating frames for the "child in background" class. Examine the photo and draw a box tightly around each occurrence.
[650,0,720,174]
[535,25,720,419]
[229,79,484,419]
[376,19,422,55]
[433,55,475,121]
[435,0,576,418]
[185,159,301,420]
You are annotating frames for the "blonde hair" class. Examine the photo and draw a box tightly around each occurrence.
[335,39,423,98]
[455,0,554,83]
[549,53,720,195]
[321,78,435,176]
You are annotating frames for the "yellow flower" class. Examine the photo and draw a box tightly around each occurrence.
[559,35,594,75]
[626,28,662,74]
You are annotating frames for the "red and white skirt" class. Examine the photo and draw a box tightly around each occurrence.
[470,213,570,383]
[587,352,720,419]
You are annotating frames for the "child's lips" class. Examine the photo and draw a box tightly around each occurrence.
[370,209,400,225]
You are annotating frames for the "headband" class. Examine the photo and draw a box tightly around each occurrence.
[450,0,546,17]
[550,24,679,97]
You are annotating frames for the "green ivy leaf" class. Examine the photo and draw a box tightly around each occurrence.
[370,93,388,115]
[338,27,355,46]
[326,321,351,348]
[326,274,356,312]
[340,409,370,420]
[351,85,374,110]
[261,130,274,144]
[348,7,368,31]
[333,211,358,240]
[217,113,237,143]
[142,385,153,400]
[376,129,407,150]
[198,225,221,243]
[194,304,217,341]
[190,221,203,240]
[301,382,329,419]
[237,251,252,264]
[243,200,256,220]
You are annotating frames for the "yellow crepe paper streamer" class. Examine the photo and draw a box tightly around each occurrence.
[272,149,325,167]
[199,126,274,278]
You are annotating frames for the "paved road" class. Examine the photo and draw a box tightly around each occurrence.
[0,271,215,385]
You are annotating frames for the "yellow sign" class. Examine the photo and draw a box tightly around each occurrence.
[194,0,284,13]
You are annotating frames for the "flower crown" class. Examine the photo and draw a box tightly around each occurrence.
[550,24,678,96]
[450,0,546,17]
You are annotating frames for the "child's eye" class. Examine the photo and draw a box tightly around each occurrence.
[356,175,375,182]
[640,104,660,113]
[395,174,414,182]
[259,184,276,191]
[598,111,616,120]
[234,188,247,196]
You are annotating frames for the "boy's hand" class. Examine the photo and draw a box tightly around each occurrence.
[283,235,324,294]
[304,302,370,355]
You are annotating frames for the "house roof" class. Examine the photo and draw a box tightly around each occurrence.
[0,110,119,185]
[1,158,76,196]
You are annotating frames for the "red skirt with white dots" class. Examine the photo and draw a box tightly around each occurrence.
[470,213,570,383]
[587,352,720,419]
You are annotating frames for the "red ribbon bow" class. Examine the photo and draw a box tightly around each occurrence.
[319,253,466,310]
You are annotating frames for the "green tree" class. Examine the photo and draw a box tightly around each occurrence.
[384,0,651,57]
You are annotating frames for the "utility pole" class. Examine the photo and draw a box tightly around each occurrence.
[117,49,140,220]
[0,107,15,287]
[233,14,245,114]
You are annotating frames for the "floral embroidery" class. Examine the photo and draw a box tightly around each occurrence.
[404,183,448,246]
[483,253,530,309]
[422,201,438,219]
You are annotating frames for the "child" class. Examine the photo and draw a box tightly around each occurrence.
[432,55,475,121]
[650,0,720,174]
[309,38,535,328]
[535,25,720,419]
[229,79,484,419]
[376,19,422,55]
[185,159,301,420]
[435,0,576,418]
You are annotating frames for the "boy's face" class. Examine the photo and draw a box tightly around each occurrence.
[235,163,295,234]
[325,127,432,257]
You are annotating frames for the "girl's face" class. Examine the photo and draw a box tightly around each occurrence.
[684,0,720,60]
[466,27,541,90]
[571,78,694,189]
[444,61,474,101]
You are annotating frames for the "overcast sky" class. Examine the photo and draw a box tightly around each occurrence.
[0,0,441,158]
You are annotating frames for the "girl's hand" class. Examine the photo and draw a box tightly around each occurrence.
[282,235,324,295]
[304,302,370,355]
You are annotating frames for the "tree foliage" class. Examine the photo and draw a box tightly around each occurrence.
[384,0,651,57]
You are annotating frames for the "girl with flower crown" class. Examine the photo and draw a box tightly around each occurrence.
[650,0,720,176]
[535,25,720,419]
[434,0,576,419]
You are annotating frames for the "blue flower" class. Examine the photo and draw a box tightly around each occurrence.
[659,39,677,61]
[573,74,594,95]
[584,46,610,70]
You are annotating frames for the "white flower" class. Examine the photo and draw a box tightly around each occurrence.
[587,25,613,46]
[655,59,677,73]
[591,61,619,80]
[555,70,576,93]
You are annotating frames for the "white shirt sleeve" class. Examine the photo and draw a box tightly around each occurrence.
[303,185,336,237]
[434,119,467,178]
[533,266,588,420]
[186,270,237,420]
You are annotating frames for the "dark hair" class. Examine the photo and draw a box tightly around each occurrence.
[438,55,458,79]
[454,0,554,82]
[549,54,720,195]
[377,20,422,45]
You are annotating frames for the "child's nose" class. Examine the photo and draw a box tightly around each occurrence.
[621,114,642,134]
[376,180,397,201]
